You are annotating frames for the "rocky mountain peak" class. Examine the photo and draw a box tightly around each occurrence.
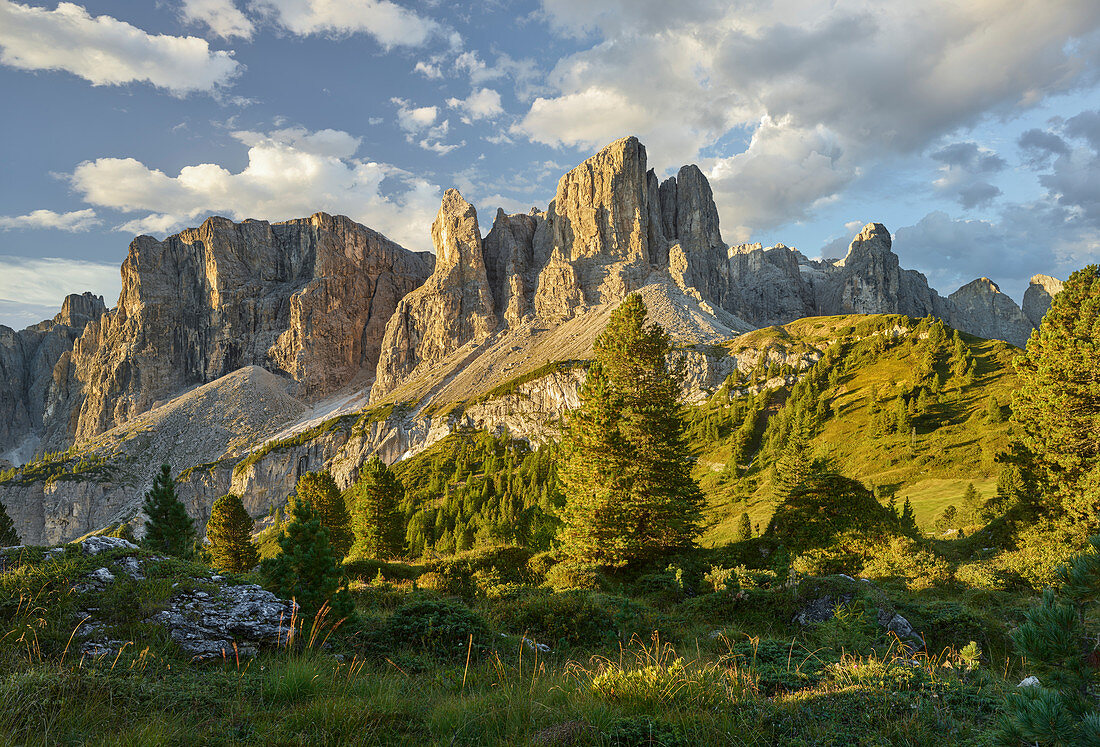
[947,277,1033,347]
[835,223,892,268]
[1023,274,1065,328]
[371,189,498,400]
[54,293,107,328]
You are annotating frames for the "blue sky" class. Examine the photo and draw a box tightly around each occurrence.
[1,0,1099,329]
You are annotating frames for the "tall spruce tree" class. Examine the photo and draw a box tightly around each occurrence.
[558,294,703,567]
[0,499,19,546]
[266,497,353,621]
[293,471,353,560]
[351,456,406,559]
[1012,265,1100,530]
[142,464,196,557]
[206,494,259,573]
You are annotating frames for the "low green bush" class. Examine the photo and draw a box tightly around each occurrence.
[382,600,490,658]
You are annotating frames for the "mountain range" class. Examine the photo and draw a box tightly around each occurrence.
[0,136,1065,545]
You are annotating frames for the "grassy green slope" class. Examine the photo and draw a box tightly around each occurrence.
[693,314,1019,545]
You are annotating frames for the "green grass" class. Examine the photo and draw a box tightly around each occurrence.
[696,314,1018,545]
[0,542,1023,746]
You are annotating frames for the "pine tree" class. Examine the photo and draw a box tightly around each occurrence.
[206,494,259,573]
[351,456,406,559]
[293,471,353,560]
[0,499,19,546]
[995,535,1100,745]
[1012,265,1100,529]
[142,464,196,558]
[737,511,752,541]
[934,505,958,535]
[772,432,811,501]
[960,482,985,525]
[265,497,353,621]
[558,294,704,567]
[899,498,918,533]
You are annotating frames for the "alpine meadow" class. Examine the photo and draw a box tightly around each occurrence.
[2,1,1100,745]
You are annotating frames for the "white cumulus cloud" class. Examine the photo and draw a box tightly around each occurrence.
[519,0,1100,236]
[0,1,241,94]
[447,88,503,121]
[180,0,255,40]
[0,208,101,232]
[67,126,442,251]
[249,0,439,47]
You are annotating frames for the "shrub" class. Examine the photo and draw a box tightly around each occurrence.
[860,536,952,591]
[494,590,615,648]
[384,600,490,657]
[545,561,607,591]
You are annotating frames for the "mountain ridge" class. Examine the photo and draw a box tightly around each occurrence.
[0,135,1065,545]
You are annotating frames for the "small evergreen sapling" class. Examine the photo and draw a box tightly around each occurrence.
[206,494,259,573]
[142,464,196,558]
[265,497,353,621]
[736,512,752,541]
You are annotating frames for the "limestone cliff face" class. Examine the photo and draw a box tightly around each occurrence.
[947,278,1035,348]
[662,165,735,311]
[531,136,659,319]
[1022,274,1064,329]
[63,213,432,444]
[727,244,815,327]
[371,190,498,399]
[483,208,543,326]
[0,293,106,460]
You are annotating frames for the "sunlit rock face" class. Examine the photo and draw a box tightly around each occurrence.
[1022,274,1064,329]
[59,213,433,445]
[0,292,106,459]
[372,190,498,400]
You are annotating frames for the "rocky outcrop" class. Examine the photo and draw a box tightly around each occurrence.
[57,538,298,661]
[371,190,498,399]
[151,583,297,660]
[62,213,432,445]
[947,278,1034,348]
[1022,274,1064,328]
[722,222,1058,347]
[483,208,543,326]
[727,243,815,327]
[0,292,106,460]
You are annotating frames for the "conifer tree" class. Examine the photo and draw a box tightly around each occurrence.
[0,498,19,546]
[142,464,196,558]
[960,482,985,524]
[351,456,406,559]
[995,535,1100,745]
[266,497,353,621]
[293,471,353,560]
[206,494,258,573]
[559,294,703,566]
[899,498,919,533]
[737,512,752,541]
[772,432,812,501]
[1012,265,1100,530]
